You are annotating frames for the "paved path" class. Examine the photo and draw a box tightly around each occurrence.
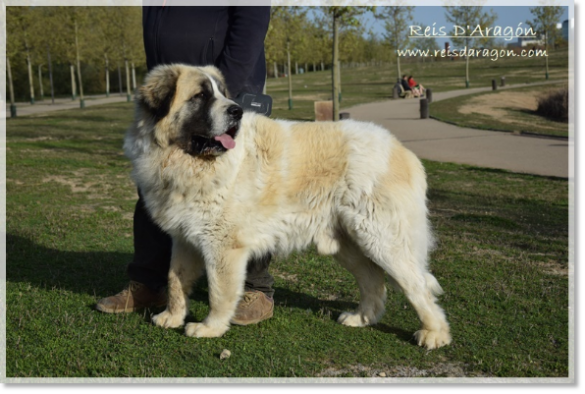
[5,82,570,178]
[346,81,570,178]
[3,94,130,118]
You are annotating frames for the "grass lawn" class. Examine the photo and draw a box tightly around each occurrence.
[429,84,569,138]
[5,99,569,378]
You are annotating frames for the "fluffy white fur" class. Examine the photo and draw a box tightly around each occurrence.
[125,64,451,349]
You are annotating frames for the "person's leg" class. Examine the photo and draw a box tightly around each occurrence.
[231,253,274,325]
[126,192,172,291]
[96,192,169,313]
[244,253,274,298]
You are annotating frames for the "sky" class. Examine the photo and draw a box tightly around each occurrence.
[363,6,570,47]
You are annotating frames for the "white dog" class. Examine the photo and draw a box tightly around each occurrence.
[124,64,452,349]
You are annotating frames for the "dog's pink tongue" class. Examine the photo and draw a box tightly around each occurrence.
[214,133,236,150]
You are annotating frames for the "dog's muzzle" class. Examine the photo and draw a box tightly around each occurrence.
[190,105,242,156]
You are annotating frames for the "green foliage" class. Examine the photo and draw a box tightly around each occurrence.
[444,6,498,48]
[526,6,565,49]
[377,6,414,50]
[6,6,145,102]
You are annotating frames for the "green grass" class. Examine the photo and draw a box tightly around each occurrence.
[429,84,569,137]
[5,97,569,378]
[6,53,571,378]
[267,48,568,121]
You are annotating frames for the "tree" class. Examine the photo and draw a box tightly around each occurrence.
[31,8,61,103]
[91,7,119,97]
[265,7,309,109]
[7,7,37,104]
[527,6,564,79]
[412,22,440,64]
[107,7,143,101]
[308,11,333,72]
[322,6,373,121]
[444,5,497,87]
[376,5,414,82]
[51,7,91,107]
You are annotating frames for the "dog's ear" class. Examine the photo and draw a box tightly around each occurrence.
[138,65,180,122]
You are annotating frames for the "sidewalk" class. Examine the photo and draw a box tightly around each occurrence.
[5,84,570,178]
[3,94,131,118]
[346,82,570,178]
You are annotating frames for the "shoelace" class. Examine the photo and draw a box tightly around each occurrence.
[240,292,259,307]
[122,281,141,311]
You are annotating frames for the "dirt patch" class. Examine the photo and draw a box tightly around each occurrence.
[317,362,487,378]
[272,268,299,283]
[536,261,568,277]
[459,91,538,122]
[25,136,54,142]
[42,175,98,193]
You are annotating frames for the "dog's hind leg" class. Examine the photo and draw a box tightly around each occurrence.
[184,247,250,338]
[152,238,204,329]
[334,237,387,328]
[361,228,451,350]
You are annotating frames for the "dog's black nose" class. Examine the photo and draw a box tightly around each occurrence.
[228,105,243,120]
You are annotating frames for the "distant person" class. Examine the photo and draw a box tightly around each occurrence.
[408,75,425,98]
[401,75,412,94]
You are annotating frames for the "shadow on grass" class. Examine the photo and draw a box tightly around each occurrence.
[7,233,415,342]
[6,233,133,300]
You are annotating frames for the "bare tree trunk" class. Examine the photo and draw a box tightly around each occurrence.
[26,52,35,104]
[131,61,137,90]
[336,55,342,104]
[74,20,85,108]
[125,58,131,102]
[105,54,110,97]
[37,65,44,101]
[47,45,55,104]
[287,41,293,110]
[118,65,123,95]
[273,61,278,78]
[545,32,550,79]
[7,56,17,117]
[396,54,402,82]
[465,38,470,88]
[332,14,340,121]
[70,64,77,100]
[295,61,298,75]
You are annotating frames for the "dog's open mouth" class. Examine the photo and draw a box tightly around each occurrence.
[190,126,239,156]
[214,126,238,150]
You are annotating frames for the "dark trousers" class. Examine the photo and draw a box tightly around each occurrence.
[127,193,274,297]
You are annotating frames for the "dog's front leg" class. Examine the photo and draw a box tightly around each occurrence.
[185,248,249,338]
[152,238,204,329]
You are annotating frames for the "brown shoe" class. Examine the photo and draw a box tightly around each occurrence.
[96,281,167,313]
[230,290,274,325]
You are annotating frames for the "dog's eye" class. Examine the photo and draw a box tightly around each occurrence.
[191,92,207,101]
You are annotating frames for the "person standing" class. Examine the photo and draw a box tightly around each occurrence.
[97,4,275,326]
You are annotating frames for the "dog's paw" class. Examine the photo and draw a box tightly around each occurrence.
[152,310,184,329]
[414,329,452,349]
[337,311,368,327]
[184,322,229,338]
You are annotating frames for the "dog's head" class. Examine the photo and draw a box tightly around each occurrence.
[137,64,243,157]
